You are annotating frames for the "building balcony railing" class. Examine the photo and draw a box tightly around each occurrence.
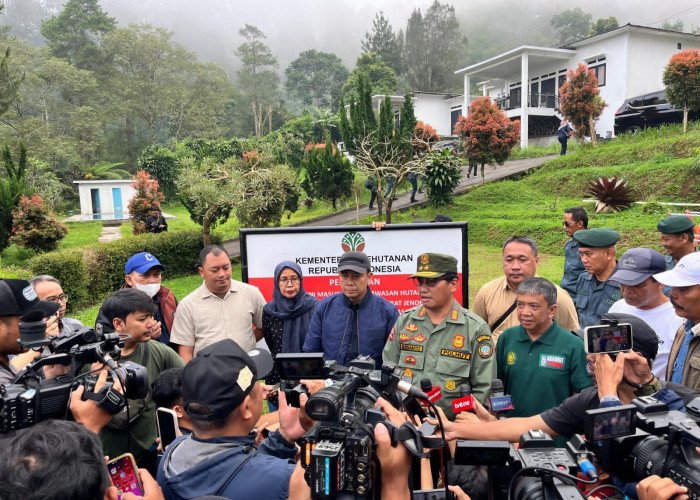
[494,92,560,112]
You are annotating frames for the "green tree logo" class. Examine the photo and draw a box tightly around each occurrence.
[341,232,366,252]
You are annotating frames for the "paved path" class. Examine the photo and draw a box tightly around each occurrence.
[223,155,557,257]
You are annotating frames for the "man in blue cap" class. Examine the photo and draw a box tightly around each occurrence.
[124,252,178,347]
[574,228,622,328]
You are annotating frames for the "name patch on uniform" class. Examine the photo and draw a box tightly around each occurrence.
[406,323,418,332]
[440,349,470,361]
[539,354,565,369]
[400,344,424,352]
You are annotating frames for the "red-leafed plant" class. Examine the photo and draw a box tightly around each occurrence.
[413,121,440,152]
[128,170,165,234]
[454,97,520,183]
[663,49,700,134]
[559,63,606,146]
[586,176,635,213]
[10,194,68,252]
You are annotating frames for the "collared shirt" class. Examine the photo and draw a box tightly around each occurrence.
[561,238,586,300]
[472,275,580,342]
[170,281,265,355]
[496,320,592,418]
[574,270,622,328]
[672,320,698,384]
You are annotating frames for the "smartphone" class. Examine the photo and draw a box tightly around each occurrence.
[156,407,181,449]
[267,383,280,397]
[107,453,143,499]
[584,323,633,354]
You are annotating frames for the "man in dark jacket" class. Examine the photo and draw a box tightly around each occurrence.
[303,251,399,367]
[146,206,167,233]
[157,340,304,500]
[123,252,178,347]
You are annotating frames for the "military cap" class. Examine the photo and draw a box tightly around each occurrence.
[410,253,458,278]
[574,228,619,248]
[656,215,695,235]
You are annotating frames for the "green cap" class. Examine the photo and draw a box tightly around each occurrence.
[657,215,695,235]
[410,253,458,278]
[574,228,620,248]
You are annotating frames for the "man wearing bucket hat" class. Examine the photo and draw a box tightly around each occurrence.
[574,228,622,327]
[157,339,304,499]
[654,252,700,390]
[608,248,683,379]
[383,253,494,419]
[0,279,60,385]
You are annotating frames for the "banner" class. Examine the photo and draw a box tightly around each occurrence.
[240,223,468,311]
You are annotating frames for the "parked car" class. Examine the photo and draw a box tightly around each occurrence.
[614,90,700,135]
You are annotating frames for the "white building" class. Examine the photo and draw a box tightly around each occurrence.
[73,179,135,220]
[456,24,700,148]
[370,91,464,138]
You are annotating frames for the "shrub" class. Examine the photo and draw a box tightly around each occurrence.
[128,170,165,235]
[27,229,221,310]
[10,194,68,252]
[137,145,181,198]
[423,149,462,207]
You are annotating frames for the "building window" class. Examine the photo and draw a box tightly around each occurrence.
[589,63,606,86]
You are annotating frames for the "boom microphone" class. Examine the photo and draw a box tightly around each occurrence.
[488,379,513,419]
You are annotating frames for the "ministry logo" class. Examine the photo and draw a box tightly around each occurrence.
[341,232,365,252]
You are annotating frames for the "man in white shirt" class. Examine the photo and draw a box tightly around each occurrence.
[608,248,683,379]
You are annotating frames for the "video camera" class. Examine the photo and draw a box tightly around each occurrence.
[0,313,149,433]
[454,396,700,500]
[276,353,443,500]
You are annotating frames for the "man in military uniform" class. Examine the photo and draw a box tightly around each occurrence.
[382,253,494,420]
[574,228,621,328]
[561,207,588,300]
[657,214,696,270]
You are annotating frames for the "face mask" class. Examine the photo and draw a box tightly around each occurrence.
[134,282,160,298]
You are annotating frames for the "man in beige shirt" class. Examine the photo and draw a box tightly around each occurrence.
[473,236,579,342]
[170,245,265,362]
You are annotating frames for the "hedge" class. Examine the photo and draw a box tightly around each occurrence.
[27,229,222,311]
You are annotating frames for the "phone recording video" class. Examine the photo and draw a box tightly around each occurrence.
[584,322,633,354]
[107,453,143,499]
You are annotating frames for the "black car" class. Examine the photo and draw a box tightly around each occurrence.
[614,90,700,135]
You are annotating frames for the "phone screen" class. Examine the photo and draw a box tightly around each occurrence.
[107,454,143,499]
[157,408,179,448]
[584,323,633,354]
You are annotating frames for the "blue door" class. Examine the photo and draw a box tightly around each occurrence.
[112,188,123,218]
[90,188,101,214]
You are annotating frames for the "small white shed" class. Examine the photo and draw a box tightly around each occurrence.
[73,180,135,220]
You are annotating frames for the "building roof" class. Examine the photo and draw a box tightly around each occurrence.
[73,179,134,185]
[563,23,700,49]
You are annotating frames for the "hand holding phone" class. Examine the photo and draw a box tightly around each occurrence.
[107,453,143,499]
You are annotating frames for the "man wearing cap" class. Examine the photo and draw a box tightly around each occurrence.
[496,277,592,419]
[123,252,178,347]
[473,236,579,342]
[157,339,304,499]
[0,279,59,385]
[654,252,700,390]
[574,228,622,328]
[560,207,588,301]
[171,245,266,362]
[303,251,399,367]
[608,248,683,380]
[657,214,696,270]
[382,253,494,419]
[431,313,697,443]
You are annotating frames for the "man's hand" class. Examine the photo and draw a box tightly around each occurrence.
[636,475,688,500]
[372,221,387,231]
[455,398,495,423]
[375,423,411,500]
[593,353,625,399]
[288,460,312,500]
[45,315,60,337]
[121,469,165,500]
[374,397,408,427]
[299,379,325,395]
[449,485,472,500]
[278,391,307,443]
[425,406,459,441]
[70,370,121,434]
[620,351,654,386]
[147,321,162,341]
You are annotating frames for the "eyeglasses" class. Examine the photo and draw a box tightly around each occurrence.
[563,221,573,227]
[45,293,68,303]
[279,277,300,285]
[412,277,446,287]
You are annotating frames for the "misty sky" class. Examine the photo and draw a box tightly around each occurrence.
[29,0,700,75]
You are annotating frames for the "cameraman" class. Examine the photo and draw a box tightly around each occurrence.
[430,314,697,443]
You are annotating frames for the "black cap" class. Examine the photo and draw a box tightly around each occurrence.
[183,340,273,421]
[0,279,60,319]
[337,251,371,274]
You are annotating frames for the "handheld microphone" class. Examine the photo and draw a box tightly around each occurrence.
[488,379,513,419]
[452,383,476,414]
[420,378,442,404]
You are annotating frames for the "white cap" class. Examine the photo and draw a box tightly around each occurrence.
[653,252,700,287]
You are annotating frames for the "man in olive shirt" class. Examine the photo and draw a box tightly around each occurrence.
[497,277,591,418]
[658,215,696,270]
[473,236,579,342]
[383,253,494,420]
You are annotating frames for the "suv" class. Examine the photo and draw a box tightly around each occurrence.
[614,90,699,135]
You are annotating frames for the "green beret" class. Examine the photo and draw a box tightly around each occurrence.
[574,228,620,248]
[657,215,695,234]
[410,253,458,278]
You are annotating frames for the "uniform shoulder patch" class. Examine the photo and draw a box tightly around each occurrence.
[476,334,491,343]
[478,342,493,359]
[388,327,395,342]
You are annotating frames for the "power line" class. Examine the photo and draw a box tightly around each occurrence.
[648,3,700,26]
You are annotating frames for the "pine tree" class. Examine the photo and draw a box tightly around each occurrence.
[301,136,353,210]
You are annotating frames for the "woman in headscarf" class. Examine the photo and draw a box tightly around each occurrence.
[262,261,318,411]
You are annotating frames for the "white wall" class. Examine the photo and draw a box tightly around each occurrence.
[413,94,455,136]
[75,181,136,216]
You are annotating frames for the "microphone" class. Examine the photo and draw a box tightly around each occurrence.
[452,383,476,414]
[488,379,513,419]
[420,378,442,404]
